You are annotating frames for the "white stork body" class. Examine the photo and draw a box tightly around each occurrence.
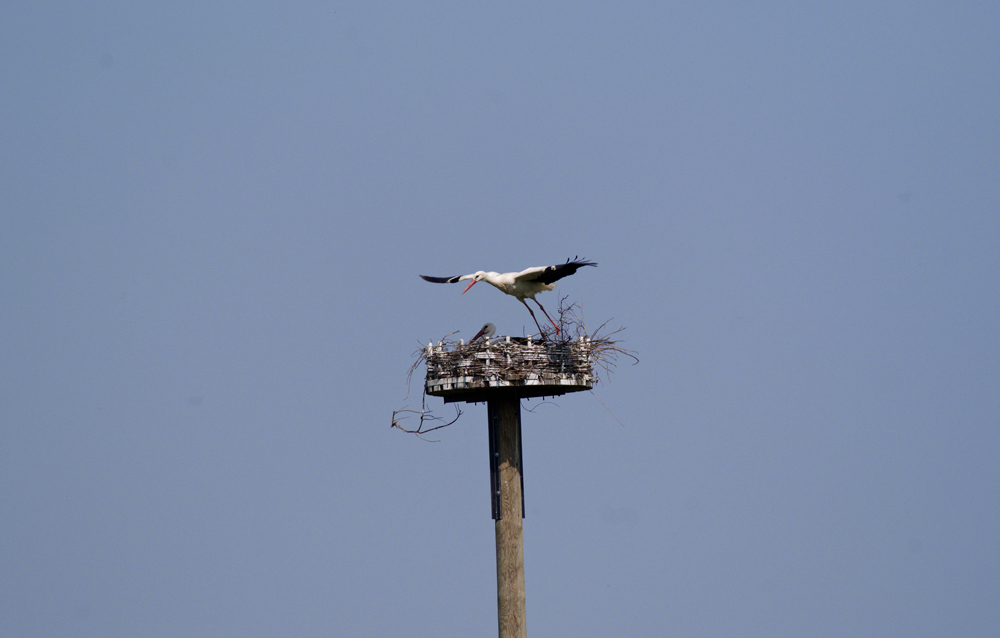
[420,257,597,336]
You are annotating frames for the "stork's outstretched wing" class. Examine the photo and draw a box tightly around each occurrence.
[419,274,468,284]
[518,256,597,285]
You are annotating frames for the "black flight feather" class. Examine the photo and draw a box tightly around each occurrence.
[532,256,597,285]
[419,274,463,284]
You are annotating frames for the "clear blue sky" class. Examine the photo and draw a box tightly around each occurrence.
[3,2,998,636]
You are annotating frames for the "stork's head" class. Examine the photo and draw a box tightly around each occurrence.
[462,271,487,294]
[471,322,496,342]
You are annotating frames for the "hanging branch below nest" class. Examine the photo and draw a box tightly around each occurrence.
[390,394,463,442]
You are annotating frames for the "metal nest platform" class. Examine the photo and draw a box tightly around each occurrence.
[425,335,595,403]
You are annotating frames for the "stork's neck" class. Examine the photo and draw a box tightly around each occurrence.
[481,271,518,295]
[481,271,508,287]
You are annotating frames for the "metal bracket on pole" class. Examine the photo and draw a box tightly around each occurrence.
[517,413,524,518]
[488,399,525,521]
[488,401,503,520]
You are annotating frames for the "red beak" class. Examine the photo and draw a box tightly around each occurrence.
[462,279,477,294]
[471,327,487,342]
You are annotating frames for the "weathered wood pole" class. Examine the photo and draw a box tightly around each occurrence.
[489,396,526,638]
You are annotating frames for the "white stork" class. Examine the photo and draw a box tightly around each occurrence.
[420,257,597,336]
[470,322,496,343]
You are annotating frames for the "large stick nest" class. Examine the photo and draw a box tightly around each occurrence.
[391,298,637,440]
[425,333,595,388]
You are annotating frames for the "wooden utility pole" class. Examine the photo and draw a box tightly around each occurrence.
[490,397,526,638]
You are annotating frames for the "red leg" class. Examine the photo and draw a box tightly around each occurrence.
[520,299,546,336]
[534,299,560,334]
